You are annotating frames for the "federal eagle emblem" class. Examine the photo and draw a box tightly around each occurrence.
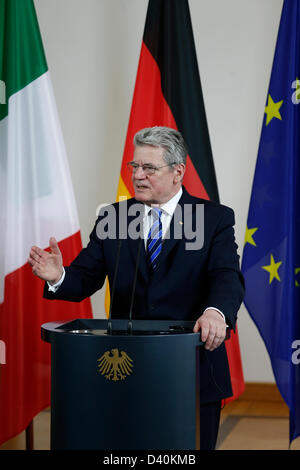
[97,348,133,381]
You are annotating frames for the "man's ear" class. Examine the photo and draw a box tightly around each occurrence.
[174,163,185,183]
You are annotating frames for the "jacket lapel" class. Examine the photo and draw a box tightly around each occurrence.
[155,187,195,270]
[125,199,150,283]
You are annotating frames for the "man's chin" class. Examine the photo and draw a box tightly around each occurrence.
[134,189,151,203]
[135,195,151,204]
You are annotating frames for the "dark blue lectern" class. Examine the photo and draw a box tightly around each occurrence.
[41,319,202,450]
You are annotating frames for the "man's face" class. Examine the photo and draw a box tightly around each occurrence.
[132,145,184,205]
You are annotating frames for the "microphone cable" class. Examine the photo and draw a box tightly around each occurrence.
[107,239,122,335]
[127,236,143,335]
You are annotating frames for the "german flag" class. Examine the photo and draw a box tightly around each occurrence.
[111,0,245,402]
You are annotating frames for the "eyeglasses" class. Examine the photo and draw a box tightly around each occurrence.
[127,161,177,176]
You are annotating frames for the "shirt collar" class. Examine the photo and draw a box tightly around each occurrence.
[144,187,183,217]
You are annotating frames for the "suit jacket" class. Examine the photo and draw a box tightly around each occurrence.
[44,187,244,403]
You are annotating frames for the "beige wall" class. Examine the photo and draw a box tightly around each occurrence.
[34,0,284,382]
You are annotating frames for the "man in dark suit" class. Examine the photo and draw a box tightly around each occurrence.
[28,126,244,450]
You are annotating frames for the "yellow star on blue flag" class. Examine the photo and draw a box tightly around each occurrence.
[262,254,282,284]
[264,94,283,126]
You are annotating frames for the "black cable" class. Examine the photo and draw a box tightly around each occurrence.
[107,239,122,335]
[127,236,143,334]
[203,348,227,399]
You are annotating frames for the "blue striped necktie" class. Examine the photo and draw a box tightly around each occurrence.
[147,208,162,270]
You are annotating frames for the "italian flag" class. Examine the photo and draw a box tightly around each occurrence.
[112,0,245,403]
[0,0,92,445]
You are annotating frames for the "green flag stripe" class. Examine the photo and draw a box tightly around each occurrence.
[0,0,48,121]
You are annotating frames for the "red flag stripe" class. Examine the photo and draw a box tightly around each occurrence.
[224,328,245,403]
[0,232,92,444]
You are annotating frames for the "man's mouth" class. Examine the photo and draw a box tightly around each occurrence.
[135,184,149,190]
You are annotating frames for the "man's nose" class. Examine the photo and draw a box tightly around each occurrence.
[133,166,146,178]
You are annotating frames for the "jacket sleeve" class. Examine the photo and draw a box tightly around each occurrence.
[204,206,245,330]
[43,218,107,302]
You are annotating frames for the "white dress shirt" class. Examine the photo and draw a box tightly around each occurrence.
[142,187,183,246]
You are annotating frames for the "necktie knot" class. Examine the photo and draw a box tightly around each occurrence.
[151,207,162,220]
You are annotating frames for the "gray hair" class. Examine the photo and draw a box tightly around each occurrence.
[133,126,188,166]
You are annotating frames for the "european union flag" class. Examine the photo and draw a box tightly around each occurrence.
[242,0,300,444]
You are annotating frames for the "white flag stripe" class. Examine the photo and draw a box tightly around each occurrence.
[0,72,79,302]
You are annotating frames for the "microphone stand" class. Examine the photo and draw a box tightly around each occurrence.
[127,235,143,335]
[107,239,122,335]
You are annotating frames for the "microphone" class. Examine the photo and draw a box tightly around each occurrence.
[107,239,122,335]
[127,235,143,335]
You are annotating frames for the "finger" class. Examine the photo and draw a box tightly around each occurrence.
[207,327,226,351]
[31,246,46,258]
[209,335,222,351]
[31,261,40,275]
[193,319,201,333]
[204,331,215,350]
[29,250,43,263]
[201,323,210,343]
[28,254,40,266]
[49,237,60,255]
